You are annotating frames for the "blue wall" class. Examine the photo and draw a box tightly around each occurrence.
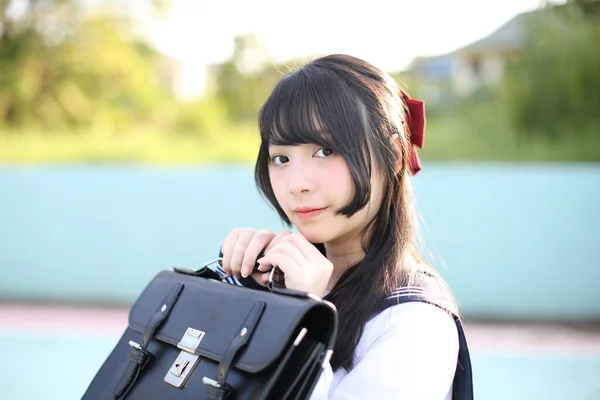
[1,163,599,320]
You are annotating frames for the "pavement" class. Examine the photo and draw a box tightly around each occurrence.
[2,302,600,354]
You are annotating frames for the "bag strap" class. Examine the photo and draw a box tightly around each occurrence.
[384,288,474,400]
[204,301,266,400]
[112,283,183,399]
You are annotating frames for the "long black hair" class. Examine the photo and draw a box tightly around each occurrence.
[254,54,457,372]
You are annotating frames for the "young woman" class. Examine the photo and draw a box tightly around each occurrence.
[219,54,473,399]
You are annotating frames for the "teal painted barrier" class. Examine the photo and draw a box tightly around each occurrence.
[1,330,599,400]
[1,163,599,320]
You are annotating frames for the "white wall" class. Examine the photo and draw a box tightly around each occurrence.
[451,51,507,96]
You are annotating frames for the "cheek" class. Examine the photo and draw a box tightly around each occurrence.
[328,164,354,204]
[269,172,287,205]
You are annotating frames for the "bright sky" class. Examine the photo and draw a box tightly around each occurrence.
[147,0,548,97]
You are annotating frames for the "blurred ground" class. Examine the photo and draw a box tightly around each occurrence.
[2,302,600,352]
[1,302,600,399]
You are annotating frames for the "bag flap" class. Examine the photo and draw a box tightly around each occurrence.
[128,270,336,373]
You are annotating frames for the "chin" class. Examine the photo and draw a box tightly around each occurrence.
[294,225,334,245]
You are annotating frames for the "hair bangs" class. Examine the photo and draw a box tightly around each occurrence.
[259,71,335,149]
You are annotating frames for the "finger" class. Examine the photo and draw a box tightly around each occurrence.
[250,271,270,287]
[255,229,292,273]
[229,229,255,277]
[258,252,299,277]
[257,262,272,272]
[278,232,320,259]
[221,228,241,275]
[241,229,275,278]
[263,240,306,268]
[264,229,293,253]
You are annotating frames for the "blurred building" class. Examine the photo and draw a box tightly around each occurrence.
[405,1,600,105]
[405,11,529,104]
[155,53,184,96]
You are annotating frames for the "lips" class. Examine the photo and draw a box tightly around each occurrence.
[294,207,327,220]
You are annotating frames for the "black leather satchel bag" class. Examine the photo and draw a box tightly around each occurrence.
[82,262,338,400]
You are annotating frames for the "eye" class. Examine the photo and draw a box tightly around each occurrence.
[270,155,289,165]
[314,147,334,158]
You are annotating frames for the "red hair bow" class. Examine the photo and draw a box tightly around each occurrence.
[400,90,426,175]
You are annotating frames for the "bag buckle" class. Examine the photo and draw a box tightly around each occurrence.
[202,377,222,388]
[164,327,205,388]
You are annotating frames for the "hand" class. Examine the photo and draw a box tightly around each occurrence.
[257,232,333,298]
[221,227,293,282]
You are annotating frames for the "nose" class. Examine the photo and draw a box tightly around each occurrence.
[288,159,316,195]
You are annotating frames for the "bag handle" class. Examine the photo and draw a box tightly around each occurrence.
[175,251,323,301]
[173,257,225,280]
[267,266,322,301]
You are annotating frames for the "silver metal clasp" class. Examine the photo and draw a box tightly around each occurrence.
[164,327,206,388]
[205,257,228,279]
[128,340,142,350]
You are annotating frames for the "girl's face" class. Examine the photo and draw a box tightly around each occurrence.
[268,143,385,245]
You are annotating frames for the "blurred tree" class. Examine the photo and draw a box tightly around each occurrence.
[0,0,175,131]
[501,1,600,140]
[214,33,282,122]
[151,0,173,17]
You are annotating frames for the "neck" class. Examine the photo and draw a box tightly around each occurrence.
[323,235,365,291]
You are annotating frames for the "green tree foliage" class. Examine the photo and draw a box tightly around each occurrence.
[214,34,283,122]
[0,0,173,131]
[501,1,600,140]
[1,1,597,162]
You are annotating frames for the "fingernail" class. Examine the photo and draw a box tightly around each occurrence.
[257,257,265,263]
[257,264,268,272]
[242,265,252,278]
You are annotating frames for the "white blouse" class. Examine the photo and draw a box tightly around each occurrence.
[309,301,459,400]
